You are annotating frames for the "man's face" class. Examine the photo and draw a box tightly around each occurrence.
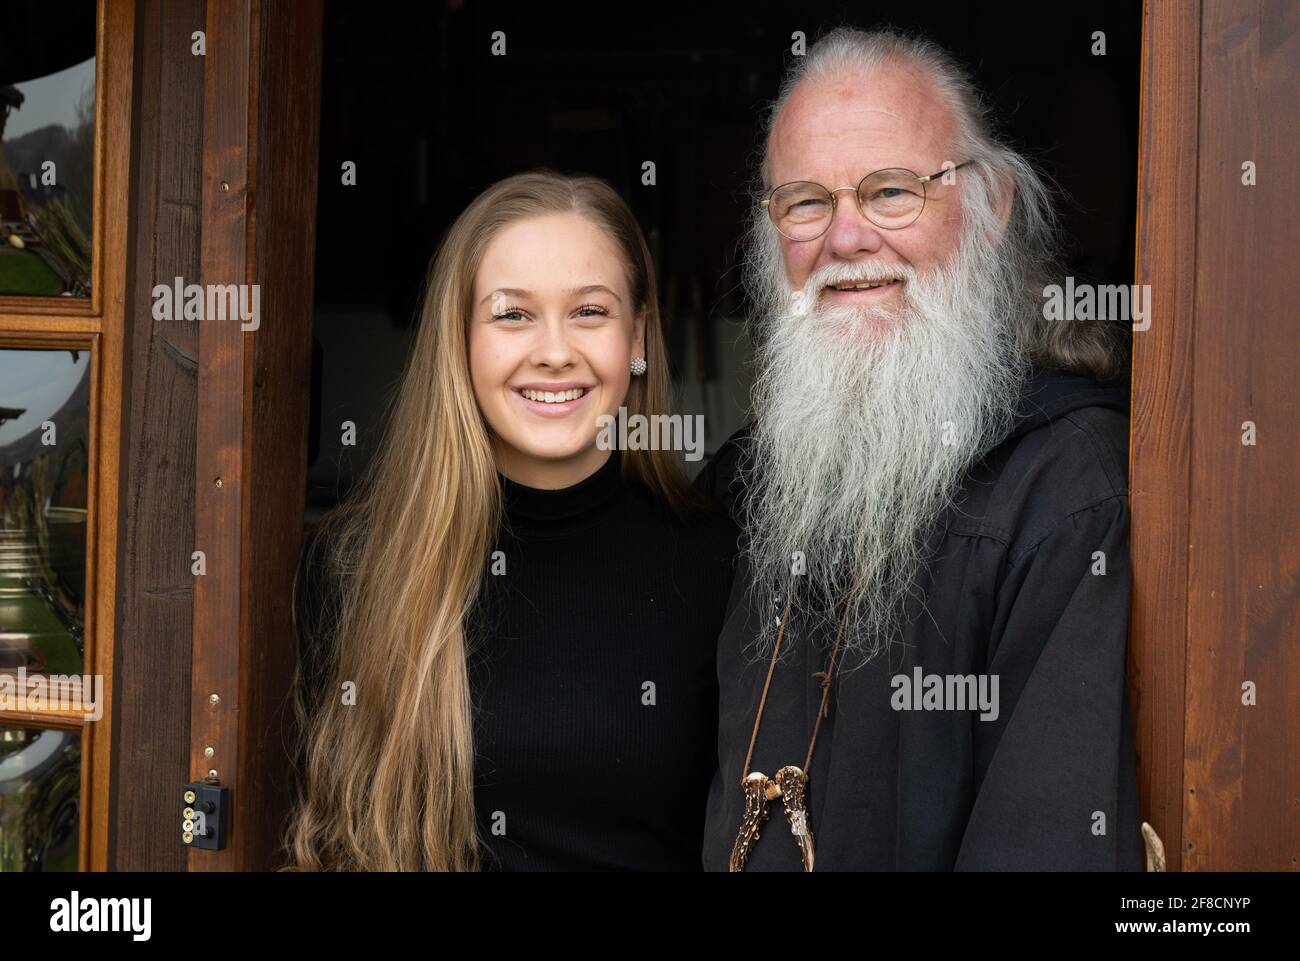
[767,64,965,318]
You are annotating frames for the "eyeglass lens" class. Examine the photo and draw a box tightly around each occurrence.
[768,168,926,238]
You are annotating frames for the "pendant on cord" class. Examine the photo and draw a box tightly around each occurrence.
[728,765,815,872]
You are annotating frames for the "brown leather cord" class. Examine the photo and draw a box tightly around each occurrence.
[740,593,853,784]
[804,597,851,772]
[740,599,792,782]
[730,582,861,872]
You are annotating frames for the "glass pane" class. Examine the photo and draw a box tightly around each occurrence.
[0,4,97,298]
[0,348,89,675]
[0,725,80,871]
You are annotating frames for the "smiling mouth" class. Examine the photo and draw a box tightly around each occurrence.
[517,387,589,404]
[827,278,903,291]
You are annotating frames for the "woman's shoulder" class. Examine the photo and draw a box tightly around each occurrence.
[612,478,739,625]
[624,471,741,564]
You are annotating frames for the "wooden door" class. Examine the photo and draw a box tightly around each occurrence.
[7,0,1293,874]
[1131,0,1298,871]
[108,0,323,870]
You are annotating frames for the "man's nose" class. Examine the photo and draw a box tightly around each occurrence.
[824,188,885,258]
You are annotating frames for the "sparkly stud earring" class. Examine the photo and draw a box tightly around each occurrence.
[630,356,647,376]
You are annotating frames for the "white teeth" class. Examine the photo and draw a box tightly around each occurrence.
[521,388,586,403]
[831,279,897,290]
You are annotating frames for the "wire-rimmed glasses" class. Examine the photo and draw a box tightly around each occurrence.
[761,162,971,241]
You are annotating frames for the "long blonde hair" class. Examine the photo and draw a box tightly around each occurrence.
[284,170,699,870]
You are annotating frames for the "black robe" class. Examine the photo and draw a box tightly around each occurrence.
[695,369,1144,871]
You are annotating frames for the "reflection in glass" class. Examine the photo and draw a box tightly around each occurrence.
[0,8,96,298]
[0,726,80,871]
[0,349,88,676]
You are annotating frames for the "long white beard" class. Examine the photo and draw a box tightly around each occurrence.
[742,234,1028,664]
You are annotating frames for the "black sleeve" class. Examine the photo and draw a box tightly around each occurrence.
[954,495,1144,871]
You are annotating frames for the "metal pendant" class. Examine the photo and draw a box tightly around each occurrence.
[729,767,815,872]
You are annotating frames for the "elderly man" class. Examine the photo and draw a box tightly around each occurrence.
[698,27,1142,871]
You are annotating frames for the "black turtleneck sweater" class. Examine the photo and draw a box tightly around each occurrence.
[468,449,737,870]
[293,449,738,871]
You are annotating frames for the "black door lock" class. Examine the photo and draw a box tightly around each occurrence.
[182,780,229,850]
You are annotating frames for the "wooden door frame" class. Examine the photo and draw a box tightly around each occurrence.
[1130,0,1199,874]
[109,0,322,870]
[1131,0,1298,871]
[187,0,323,870]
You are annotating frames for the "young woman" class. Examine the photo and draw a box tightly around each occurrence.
[285,170,738,871]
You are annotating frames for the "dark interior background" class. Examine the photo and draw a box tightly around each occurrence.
[306,0,1140,521]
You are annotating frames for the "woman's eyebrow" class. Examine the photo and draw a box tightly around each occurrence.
[566,284,622,303]
[480,287,531,305]
[480,284,622,305]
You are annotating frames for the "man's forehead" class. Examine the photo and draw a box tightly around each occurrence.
[769,67,954,182]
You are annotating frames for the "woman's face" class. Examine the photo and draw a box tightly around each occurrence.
[469,212,645,489]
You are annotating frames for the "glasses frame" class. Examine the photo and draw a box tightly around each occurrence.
[761,161,972,241]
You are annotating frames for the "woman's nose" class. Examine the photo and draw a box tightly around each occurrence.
[530,317,576,368]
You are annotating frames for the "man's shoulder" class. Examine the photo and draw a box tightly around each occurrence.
[1010,368,1128,489]
[953,370,1130,548]
[1004,398,1129,497]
